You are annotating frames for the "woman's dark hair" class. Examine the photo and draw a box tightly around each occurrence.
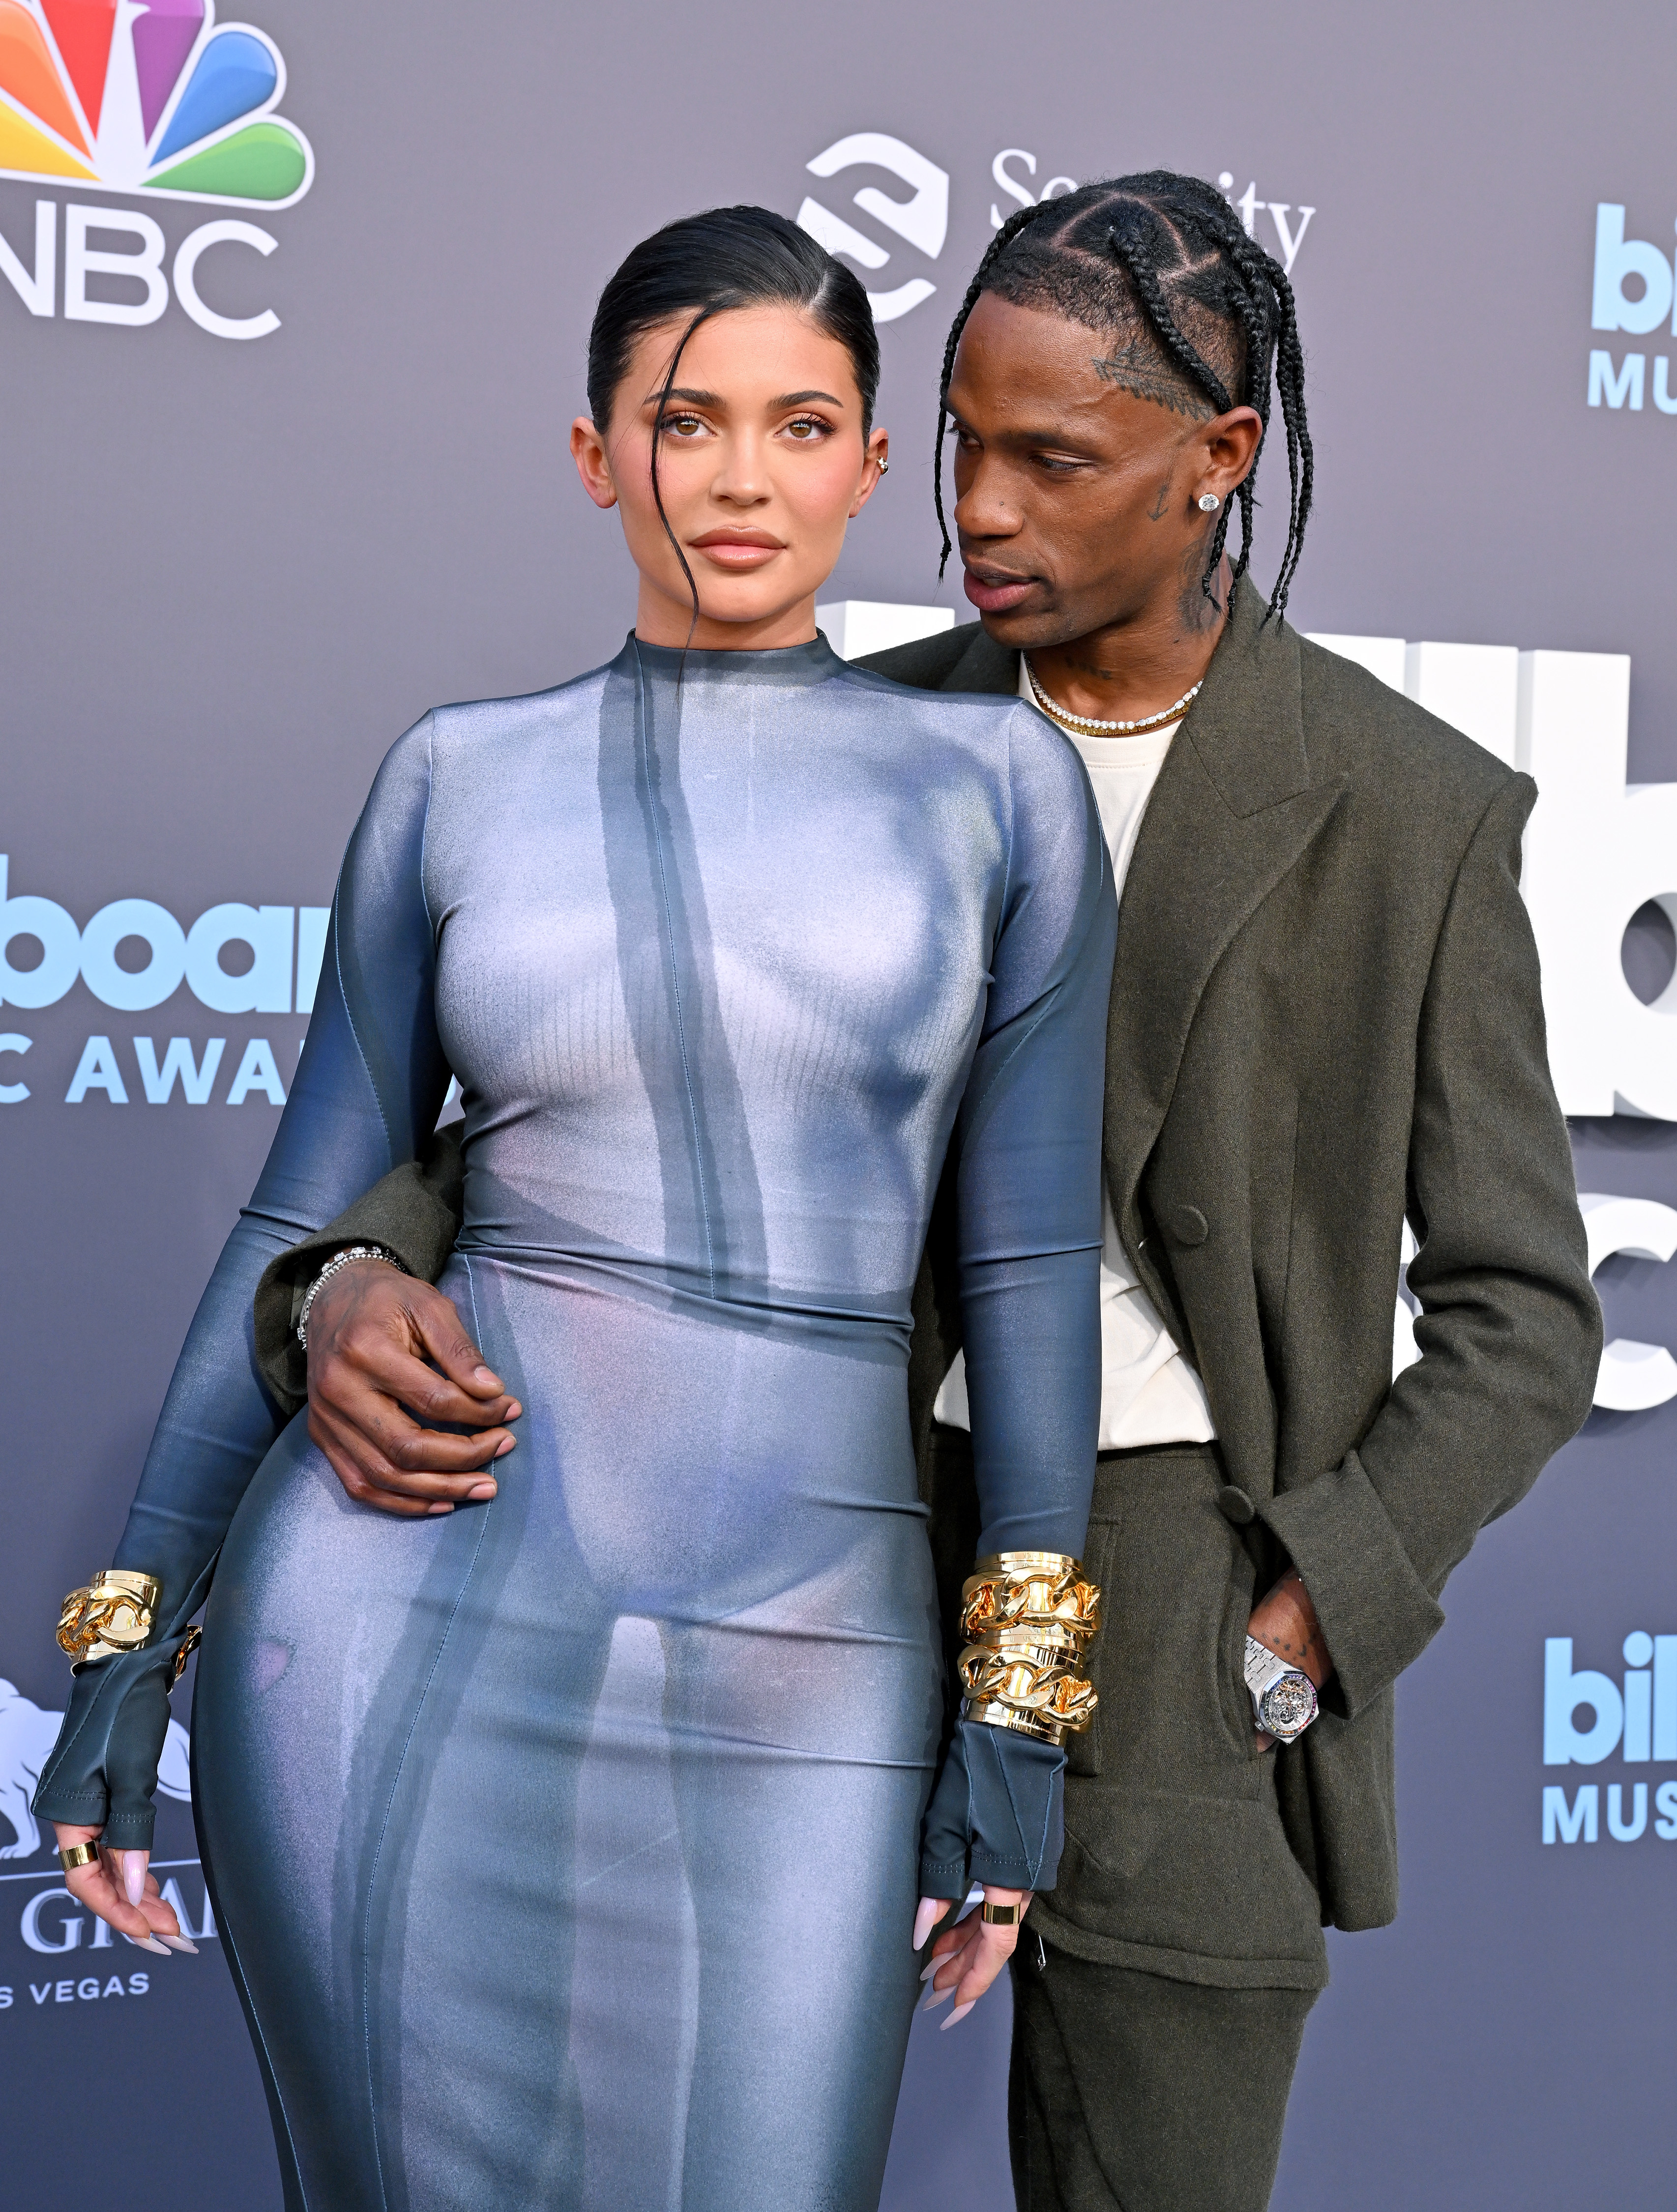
[587,205,880,638]
[933,171,1312,622]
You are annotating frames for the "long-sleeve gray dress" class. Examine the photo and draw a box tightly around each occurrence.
[37,634,1115,2210]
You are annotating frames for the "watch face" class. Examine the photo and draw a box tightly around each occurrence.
[1258,1670,1318,1740]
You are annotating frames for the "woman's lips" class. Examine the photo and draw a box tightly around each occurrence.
[692,533,785,570]
[962,567,1036,612]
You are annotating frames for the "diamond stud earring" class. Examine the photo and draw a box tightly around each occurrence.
[1197,493,1220,512]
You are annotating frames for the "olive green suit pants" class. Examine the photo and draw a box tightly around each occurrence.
[1008,1950,1315,2212]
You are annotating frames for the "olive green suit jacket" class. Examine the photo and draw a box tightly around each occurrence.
[256,578,1601,1936]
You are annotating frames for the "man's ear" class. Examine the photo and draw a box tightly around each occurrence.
[570,417,618,511]
[1200,405,1264,502]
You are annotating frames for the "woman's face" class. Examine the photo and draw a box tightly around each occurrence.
[571,304,888,650]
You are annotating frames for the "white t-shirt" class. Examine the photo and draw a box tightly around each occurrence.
[931,659,1217,1449]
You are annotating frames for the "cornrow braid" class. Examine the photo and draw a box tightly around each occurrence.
[934,171,1314,623]
[933,200,1058,578]
[1101,218,1246,605]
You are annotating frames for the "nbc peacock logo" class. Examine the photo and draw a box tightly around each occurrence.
[0,0,311,208]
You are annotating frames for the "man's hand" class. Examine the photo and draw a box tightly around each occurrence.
[1247,1569,1332,1750]
[305,1260,522,1518]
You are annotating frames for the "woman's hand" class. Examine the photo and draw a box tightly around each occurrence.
[52,1823,196,1954]
[305,1261,522,1517]
[911,1886,1030,2028]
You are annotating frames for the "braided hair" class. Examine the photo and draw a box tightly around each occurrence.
[933,172,1312,622]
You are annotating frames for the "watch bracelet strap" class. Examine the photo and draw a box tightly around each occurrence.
[1242,1633,1318,1739]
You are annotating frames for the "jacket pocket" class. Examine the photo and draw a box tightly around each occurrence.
[1216,1526,1261,1759]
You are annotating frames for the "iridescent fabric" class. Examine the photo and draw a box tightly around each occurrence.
[109,637,1114,2207]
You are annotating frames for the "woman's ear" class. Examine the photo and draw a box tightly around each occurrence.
[570,417,618,511]
[849,429,890,519]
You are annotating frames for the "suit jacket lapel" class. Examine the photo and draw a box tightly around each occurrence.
[1104,579,1347,1246]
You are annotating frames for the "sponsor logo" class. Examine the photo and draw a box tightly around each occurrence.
[0,1,310,208]
[794,137,1317,328]
[1541,1636,1677,1846]
[0,1,310,337]
[1586,203,1677,415]
[797,132,949,323]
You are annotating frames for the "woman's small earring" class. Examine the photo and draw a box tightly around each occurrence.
[1197,492,1220,512]
[877,458,890,475]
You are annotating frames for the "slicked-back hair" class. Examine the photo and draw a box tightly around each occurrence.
[933,172,1313,623]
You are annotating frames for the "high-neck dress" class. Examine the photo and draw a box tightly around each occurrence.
[38,635,1115,2211]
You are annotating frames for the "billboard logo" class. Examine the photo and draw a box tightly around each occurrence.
[1586,203,1677,414]
[0,0,311,208]
[796,132,948,324]
[1541,1635,1677,1848]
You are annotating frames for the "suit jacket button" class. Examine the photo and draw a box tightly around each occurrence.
[1171,1204,1209,1246]
[1216,1485,1257,1525]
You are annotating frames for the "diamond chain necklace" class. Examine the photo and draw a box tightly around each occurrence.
[1025,657,1202,736]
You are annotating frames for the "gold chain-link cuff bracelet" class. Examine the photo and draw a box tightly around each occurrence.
[958,1551,1102,1746]
[959,1552,1102,1642]
[57,1572,160,1665]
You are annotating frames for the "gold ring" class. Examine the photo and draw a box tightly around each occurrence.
[59,1842,100,1873]
[981,1900,1020,1926]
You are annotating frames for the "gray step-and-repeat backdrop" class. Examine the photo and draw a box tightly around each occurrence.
[4,1,1675,2202]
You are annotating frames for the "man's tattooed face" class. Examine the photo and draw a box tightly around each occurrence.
[1089,340,1214,422]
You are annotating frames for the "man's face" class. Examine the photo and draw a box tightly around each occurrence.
[945,292,1245,649]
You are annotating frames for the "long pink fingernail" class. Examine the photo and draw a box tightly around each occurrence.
[123,1856,145,1907]
[159,1934,199,1954]
[922,1982,954,2012]
[912,1898,939,1950]
[941,2000,976,2031]
[123,1933,170,1955]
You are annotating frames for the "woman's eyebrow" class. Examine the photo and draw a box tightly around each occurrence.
[645,385,846,410]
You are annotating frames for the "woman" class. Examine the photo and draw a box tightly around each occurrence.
[36,207,1116,2209]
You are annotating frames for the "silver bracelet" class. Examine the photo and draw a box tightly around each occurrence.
[296,1245,405,1350]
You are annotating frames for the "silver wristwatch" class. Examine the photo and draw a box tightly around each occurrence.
[1243,1634,1319,1743]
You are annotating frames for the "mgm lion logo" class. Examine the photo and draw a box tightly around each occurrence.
[0,1678,191,1859]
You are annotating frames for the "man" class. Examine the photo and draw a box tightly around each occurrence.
[253,175,1600,2209]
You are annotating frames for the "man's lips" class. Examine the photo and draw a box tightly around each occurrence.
[691,529,786,570]
[961,563,1038,613]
